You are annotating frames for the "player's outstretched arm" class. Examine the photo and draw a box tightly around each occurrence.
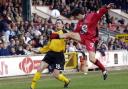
[50,32,71,39]
[106,3,114,9]
[95,3,114,21]
[50,32,81,42]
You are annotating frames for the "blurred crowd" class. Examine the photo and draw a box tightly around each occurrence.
[33,0,128,33]
[0,0,128,56]
[102,0,128,13]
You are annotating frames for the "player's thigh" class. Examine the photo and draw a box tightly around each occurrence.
[53,53,65,70]
[84,40,96,63]
[37,61,49,72]
[84,39,95,52]
[41,51,55,68]
[88,51,96,63]
[47,52,65,72]
[52,69,60,77]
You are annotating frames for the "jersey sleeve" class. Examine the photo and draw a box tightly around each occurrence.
[39,41,50,53]
[95,6,108,22]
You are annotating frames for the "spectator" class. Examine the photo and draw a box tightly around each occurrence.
[10,47,17,55]
[23,44,35,55]
[0,39,10,56]
[66,40,77,52]
[65,23,71,31]
[113,38,120,50]
[16,45,25,55]
[98,42,108,56]
[7,38,16,51]
[107,37,114,50]
[123,24,128,33]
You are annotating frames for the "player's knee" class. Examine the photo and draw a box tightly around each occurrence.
[89,56,95,63]
[89,52,96,63]
[89,58,96,63]
[52,69,60,77]
[37,61,48,72]
[37,66,43,72]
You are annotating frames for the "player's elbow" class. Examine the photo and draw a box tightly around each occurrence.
[67,32,75,38]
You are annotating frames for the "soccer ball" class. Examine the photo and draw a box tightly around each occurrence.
[51,9,60,18]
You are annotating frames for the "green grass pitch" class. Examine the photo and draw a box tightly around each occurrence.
[0,70,128,89]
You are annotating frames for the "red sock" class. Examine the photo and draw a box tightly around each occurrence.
[94,59,105,72]
[50,33,59,39]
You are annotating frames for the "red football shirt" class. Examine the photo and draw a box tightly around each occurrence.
[74,6,108,42]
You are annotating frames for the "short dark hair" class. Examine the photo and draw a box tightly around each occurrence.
[55,19,64,24]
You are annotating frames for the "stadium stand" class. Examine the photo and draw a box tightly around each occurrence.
[0,0,128,56]
[102,0,128,14]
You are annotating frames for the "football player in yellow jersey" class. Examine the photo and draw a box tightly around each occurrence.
[30,19,70,89]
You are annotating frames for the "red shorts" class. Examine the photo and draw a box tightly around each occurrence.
[79,34,96,52]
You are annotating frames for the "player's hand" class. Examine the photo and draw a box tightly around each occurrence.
[46,30,52,39]
[107,3,114,9]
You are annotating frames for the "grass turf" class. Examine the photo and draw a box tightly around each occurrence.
[0,70,128,89]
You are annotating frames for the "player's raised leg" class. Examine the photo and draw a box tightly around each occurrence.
[88,51,108,80]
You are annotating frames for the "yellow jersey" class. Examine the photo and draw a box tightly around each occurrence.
[39,30,66,53]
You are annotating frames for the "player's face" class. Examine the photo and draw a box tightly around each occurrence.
[55,20,63,30]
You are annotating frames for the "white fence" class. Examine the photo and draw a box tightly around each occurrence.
[0,50,128,77]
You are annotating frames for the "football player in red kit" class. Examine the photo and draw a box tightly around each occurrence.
[50,3,114,80]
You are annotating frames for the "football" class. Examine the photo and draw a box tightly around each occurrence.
[51,9,60,18]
